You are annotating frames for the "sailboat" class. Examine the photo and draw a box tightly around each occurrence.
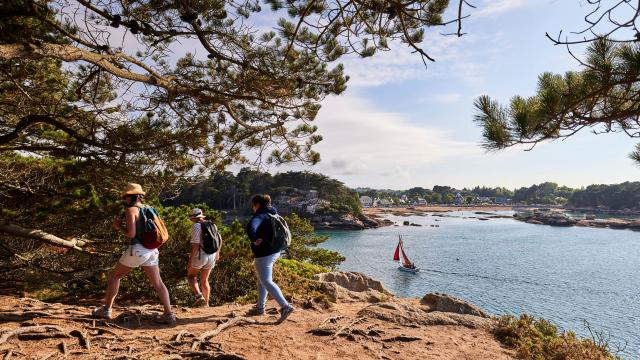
[393,235,419,273]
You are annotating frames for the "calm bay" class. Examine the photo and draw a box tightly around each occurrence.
[319,211,640,359]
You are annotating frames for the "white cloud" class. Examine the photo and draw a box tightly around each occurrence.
[273,93,477,188]
[421,92,463,104]
[474,0,530,17]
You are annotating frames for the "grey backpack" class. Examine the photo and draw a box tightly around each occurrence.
[268,214,291,250]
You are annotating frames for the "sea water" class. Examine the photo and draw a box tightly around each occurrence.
[319,211,640,359]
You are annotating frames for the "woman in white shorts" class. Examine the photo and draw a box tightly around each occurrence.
[187,208,220,306]
[92,183,176,324]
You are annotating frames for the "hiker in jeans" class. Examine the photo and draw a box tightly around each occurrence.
[245,194,294,321]
[92,183,176,325]
[187,208,220,307]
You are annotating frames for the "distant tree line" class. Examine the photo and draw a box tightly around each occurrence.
[358,182,640,209]
[163,169,362,216]
[568,182,640,210]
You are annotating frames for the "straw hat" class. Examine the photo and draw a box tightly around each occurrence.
[189,208,206,219]
[121,183,146,197]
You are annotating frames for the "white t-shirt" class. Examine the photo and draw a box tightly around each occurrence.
[191,222,202,244]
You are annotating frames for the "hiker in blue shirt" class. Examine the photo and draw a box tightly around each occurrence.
[245,194,294,321]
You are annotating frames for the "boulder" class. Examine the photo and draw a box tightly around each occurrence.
[420,292,490,318]
[357,214,379,228]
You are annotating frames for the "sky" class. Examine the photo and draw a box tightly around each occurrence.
[267,0,640,190]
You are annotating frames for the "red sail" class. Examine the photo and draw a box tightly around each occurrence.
[400,241,413,267]
[393,243,400,261]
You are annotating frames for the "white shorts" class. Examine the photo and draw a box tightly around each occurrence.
[119,244,159,268]
[190,252,216,270]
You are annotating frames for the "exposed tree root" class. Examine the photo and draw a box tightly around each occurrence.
[70,329,91,350]
[332,317,366,340]
[0,326,64,345]
[191,317,257,351]
[17,331,69,340]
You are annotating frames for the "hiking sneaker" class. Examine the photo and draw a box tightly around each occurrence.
[91,305,112,320]
[278,305,294,322]
[155,312,177,325]
[245,306,265,316]
[193,293,205,307]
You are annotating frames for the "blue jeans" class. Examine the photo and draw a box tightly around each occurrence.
[254,252,288,309]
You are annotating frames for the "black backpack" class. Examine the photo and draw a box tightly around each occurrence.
[200,221,221,254]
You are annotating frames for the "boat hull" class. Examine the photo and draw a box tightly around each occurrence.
[398,266,420,273]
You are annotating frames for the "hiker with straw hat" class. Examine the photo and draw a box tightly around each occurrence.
[91,183,176,325]
[186,208,222,307]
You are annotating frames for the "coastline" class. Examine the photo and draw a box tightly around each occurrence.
[363,205,513,218]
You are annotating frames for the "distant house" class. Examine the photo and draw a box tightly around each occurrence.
[359,196,373,208]
[416,198,427,206]
[495,196,511,205]
[400,195,408,202]
[307,199,330,214]
[378,198,393,207]
[306,190,319,200]
[477,196,491,204]
[454,193,464,205]
[273,194,295,214]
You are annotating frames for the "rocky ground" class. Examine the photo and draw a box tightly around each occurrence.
[0,272,513,360]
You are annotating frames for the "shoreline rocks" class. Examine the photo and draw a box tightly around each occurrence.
[514,212,640,231]
[312,213,394,230]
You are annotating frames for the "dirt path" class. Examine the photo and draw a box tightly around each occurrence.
[0,296,513,359]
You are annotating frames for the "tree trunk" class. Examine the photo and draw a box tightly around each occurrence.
[0,222,87,250]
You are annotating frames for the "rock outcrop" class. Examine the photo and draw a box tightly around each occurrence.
[314,272,394,303]
[358,299,493,330]
[312,214,393,230]
[420,292,490,318]
[314,273,493,330]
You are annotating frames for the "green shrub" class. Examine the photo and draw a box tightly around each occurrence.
[493,314,621,360]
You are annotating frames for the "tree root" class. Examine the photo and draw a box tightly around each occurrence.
[332,317,366,340]
[191,317,257,351]
[70,329,90,350]
[381,335,421,342]
[320,315,345,326]
[0,326,64,345]
[180,350,246,360]
[58,340,67,356]
[173,330,193,342]
[17,331,69,341]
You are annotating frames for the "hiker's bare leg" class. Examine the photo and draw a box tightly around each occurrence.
[143,265,172,314]
[104,262,132,309]
[187,266,202,298]
[199,267,213,305]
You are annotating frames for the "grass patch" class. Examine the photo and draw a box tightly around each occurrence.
[493,314,622,360]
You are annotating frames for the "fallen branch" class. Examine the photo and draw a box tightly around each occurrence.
[0,325,64,345]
